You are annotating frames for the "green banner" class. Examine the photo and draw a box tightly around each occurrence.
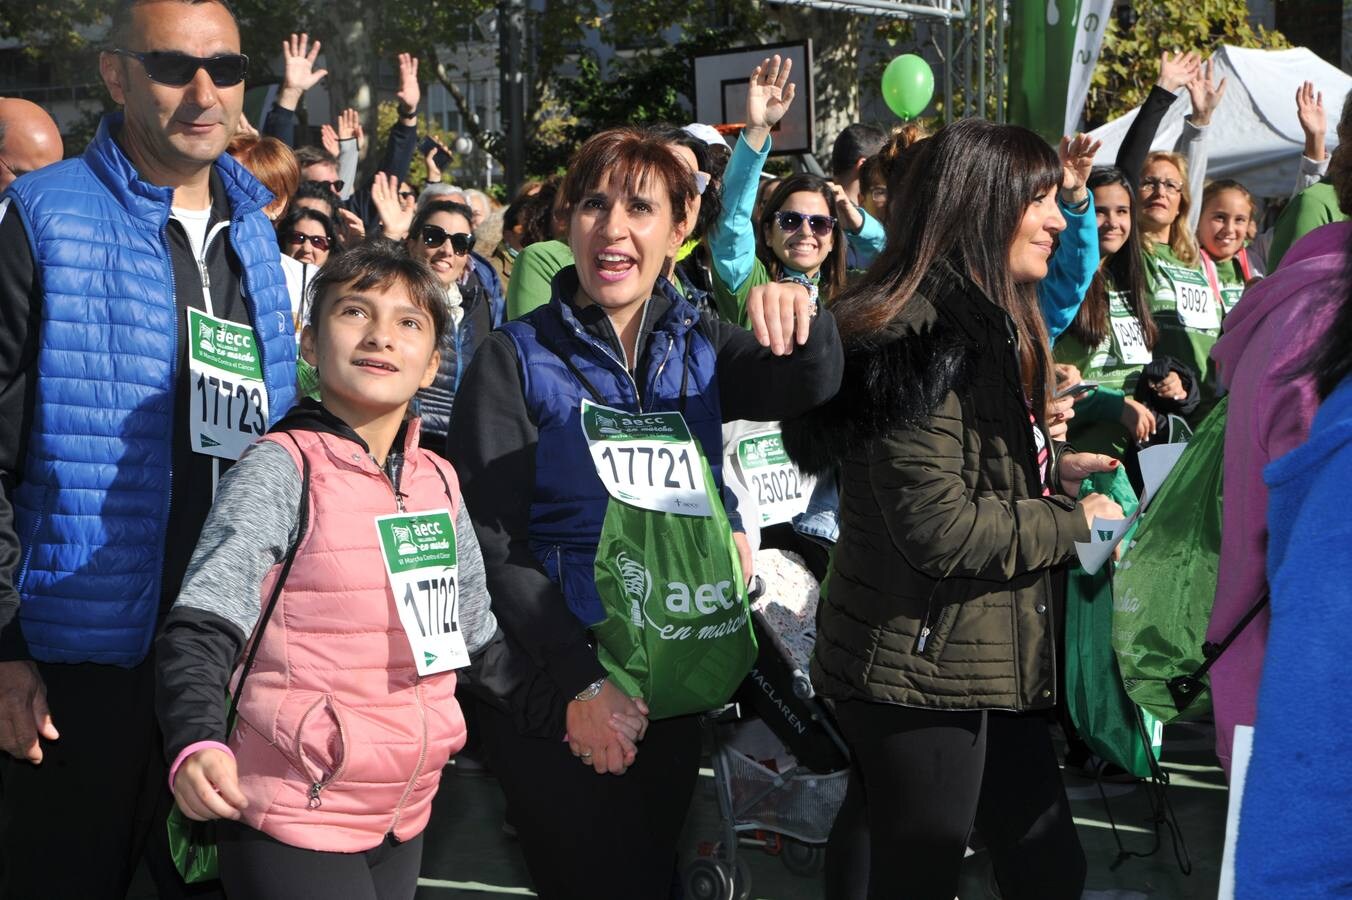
[1008,0,1112,143]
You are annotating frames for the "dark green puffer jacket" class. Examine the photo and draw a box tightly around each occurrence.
[783,264,1089,712]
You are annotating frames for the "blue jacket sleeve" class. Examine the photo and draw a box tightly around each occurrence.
[262,104,297,148]
[710,134,770,296]
[848,209,886,268]
[1038,194,1099,340]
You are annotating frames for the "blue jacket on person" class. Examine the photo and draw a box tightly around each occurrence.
[5,113,297,667]
[1236,376,1352,898]
[499,267,724,627]
[1039,194,1100,340]
[470,251,506,327]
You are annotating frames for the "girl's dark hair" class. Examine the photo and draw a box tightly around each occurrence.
[834,118,1061,401]
[859,123,929,194]
[1066,166,1158,351]
[1308,272,1352,399]
[756,174,850,301]
[307,241,449,346]
[409,199,475,243]
[276,208,336,252]
[647,125,723,242]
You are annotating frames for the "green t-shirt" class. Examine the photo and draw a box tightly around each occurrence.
[1053,280,1150,456]
[1212,257,1246,316]
[712,257,769,328]
[505,239,693,320]
[1143,244,1222,418]
[1267,180,1345,272]
[506,240,574,320]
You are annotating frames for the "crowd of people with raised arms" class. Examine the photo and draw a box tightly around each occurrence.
[0,1,1349,898]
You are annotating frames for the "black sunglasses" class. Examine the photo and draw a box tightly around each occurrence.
[312,179,345,195]
[420,225,474,255]
[285,232,331,252]
[113,49,249,87]
[773,210,837,237]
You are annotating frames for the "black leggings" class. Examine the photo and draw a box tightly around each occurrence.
[218,822,424,900]
[479,702,702,900]
[834,701,1085,900]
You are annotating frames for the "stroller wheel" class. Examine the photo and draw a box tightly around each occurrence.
[780,838,825,877]
[684,858,732,900]
[732,857,753,900]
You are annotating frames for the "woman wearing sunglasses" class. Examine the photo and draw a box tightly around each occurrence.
[403,199,492,449]
[277,208,335,268]
[710,56,881,327]
[447,127,842,899]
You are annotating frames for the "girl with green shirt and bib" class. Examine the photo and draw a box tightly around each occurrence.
[1197,179,1258,317]
[1055,167,1160,457]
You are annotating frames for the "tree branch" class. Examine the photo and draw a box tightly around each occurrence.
[433,56,504,161]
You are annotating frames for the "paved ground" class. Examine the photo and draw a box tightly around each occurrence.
[410,720,1226,900]
[131,720,1226,899]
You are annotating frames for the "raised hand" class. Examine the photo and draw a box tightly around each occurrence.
[334,207,366,247]
[743,55,796,151]
[337,108,360,142]
[828,181,863,233]
[278,33,328,110]
[1058,133,1102,203]
[1296,81,1327,161]
[372,172,414,240]
[1185,57,1227,126]
[1158,50,1201,93]
[320,123,340,158]
[395,53,421,116]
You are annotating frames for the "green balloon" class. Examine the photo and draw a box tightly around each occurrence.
[881,54,935,120]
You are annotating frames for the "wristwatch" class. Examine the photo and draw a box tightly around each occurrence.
[574,677,607,702]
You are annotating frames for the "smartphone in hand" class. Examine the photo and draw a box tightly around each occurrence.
[1054,380,1099,400]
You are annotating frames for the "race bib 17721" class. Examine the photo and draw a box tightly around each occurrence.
[186,308,268,460]
[581,399,712,517]
[374,509,469,676]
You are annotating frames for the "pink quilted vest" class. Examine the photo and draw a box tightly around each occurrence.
[229,422,467,851]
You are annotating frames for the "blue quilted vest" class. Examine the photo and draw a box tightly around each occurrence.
[501,268,724,626]
[6,113,297,666]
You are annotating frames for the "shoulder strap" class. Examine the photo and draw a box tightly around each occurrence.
[1166,590,1270,714]
[225,434,312,729]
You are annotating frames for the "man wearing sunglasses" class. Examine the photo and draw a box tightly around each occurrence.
[0,0,296,896]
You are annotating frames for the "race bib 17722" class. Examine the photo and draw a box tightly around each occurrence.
[186,308,268,460]
[581,399,713,517]
[374,509,469,676]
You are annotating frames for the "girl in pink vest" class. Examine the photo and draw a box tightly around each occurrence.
[156,245,498,899]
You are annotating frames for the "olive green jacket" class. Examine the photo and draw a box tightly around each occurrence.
[783,264,1089,711]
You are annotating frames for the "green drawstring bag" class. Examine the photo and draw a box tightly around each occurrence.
[1112,397,1227,723]
[1065,467,1162,778]
[585,400,756,719]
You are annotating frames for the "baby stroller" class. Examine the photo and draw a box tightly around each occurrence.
[684,551,851,900]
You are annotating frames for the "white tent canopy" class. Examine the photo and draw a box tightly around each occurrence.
[1087,44,1351,199]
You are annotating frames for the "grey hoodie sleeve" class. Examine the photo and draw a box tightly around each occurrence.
[454,498,497,656]
[155,439,302,761]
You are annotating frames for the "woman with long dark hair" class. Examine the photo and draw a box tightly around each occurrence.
[1054,166,1160,455]
[783,118,1124,900]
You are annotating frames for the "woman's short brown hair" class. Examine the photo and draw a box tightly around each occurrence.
[228,134,300,217]
[557,128,696,230]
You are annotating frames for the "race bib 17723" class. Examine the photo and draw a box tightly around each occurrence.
[581,400,713,517]
[374,509,469,676]
[187,308,268,460]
